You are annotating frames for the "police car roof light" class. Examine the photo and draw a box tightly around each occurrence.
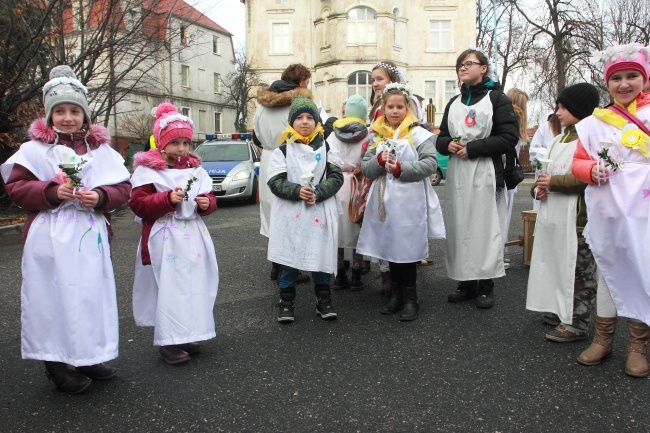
[205,133,252,141]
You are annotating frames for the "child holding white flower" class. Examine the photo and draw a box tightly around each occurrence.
[267,97,343,323]
[572,43,650,377]
[357,83,445,322]
[129,103,218,365]
[1,65,131,394]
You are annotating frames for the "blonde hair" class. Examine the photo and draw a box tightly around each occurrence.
[506,88,529,142]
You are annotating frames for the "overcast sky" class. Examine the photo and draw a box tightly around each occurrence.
[189,0,246,49]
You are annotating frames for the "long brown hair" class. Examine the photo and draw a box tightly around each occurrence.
[506,88,529,142]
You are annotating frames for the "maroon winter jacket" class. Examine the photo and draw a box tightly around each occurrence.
[129,149,217,265]
[3,119,131,245]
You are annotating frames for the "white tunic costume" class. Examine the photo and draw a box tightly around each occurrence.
[131,165,219,346]
[327,132,367,249]
[267,142,340,274]
[357,127,445,263]
[1,142,129,366]
[444,92,507,280]
[576,109,650,325]
[526,134,580,323]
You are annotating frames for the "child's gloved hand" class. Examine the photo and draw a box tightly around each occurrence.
[170,187,185,205]
[195,196,210,210]
[299,186,316,206]
[75,188,99,209]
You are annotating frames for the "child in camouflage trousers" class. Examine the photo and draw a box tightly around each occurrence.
[525,83,600,342]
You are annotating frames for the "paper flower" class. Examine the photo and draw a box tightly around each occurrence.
[183,167,202,201]
[300,168,314,187]
[596,147,619,172]
[58,156,87,187]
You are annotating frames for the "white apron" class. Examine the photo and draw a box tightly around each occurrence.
[131,166,219,346]
[576,112,650,325]
[267,142,339,273]
[327,134,367,249]
[357,128,445,263]
[1,141,129,366]
[444,92,507,280]
[526,134,579,323]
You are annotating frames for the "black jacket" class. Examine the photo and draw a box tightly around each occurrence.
[436,78,519,188]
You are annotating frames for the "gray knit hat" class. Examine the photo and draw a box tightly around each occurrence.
[43,65,91,126]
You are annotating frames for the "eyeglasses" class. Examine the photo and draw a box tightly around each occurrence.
[456,61,482,71]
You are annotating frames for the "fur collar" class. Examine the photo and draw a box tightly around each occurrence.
[28,118,109,147]
[256,86,313,108]
[133,149,201,170]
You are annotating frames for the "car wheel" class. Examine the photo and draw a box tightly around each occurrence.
[430,169,442,186]
[247,176,259,204]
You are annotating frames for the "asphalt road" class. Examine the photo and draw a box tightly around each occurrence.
[0,180,648,432]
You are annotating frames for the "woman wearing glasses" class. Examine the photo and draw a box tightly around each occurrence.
[435,47,519,309]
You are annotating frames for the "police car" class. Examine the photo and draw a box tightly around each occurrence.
[195,133,260,203]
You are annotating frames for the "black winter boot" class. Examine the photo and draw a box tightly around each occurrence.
[476,279,494,309]
[380,282,403,315]
[399,286,419,321]
[332,268,351,290]
[76,363,118,380]
[270,262,280,280]
[315,284,337,320]
[277,287,296,323]
[448,280,479,303]
[44,361,92,394]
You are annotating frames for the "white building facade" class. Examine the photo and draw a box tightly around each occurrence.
[245,0,476,125]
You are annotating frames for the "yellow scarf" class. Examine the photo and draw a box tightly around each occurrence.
[277,123,325,144]
[332,117,366,129]
[369,112,418,149]
[593,100,649,157]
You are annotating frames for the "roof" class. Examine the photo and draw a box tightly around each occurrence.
[145,0,233,35]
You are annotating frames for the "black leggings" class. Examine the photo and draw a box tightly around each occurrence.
[388,262,417,287]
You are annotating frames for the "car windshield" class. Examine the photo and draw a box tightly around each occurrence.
[196,142,250,162]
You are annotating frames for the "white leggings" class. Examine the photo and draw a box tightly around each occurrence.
[596,270,617,318]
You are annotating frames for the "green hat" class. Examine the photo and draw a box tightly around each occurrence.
[345,94,368,121]
[288,96,319,125]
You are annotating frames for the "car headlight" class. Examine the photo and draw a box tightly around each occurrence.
[232,170,250,181]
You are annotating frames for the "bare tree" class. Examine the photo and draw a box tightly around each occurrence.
[120,111,155,147]
[220,48,260,132]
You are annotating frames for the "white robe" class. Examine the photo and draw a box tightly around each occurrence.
[1,141,129,366]
[576,111,650,325]
[526,134,579,323]
[357,128,445,263]
[131,166,219,346]
[443,92,507,280]
[266,142,340,274]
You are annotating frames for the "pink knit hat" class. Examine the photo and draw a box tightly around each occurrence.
[596,43,650,83]
[153,102,194,150]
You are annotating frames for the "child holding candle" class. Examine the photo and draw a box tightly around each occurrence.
[1,65,131,394]
[129,103,218,365]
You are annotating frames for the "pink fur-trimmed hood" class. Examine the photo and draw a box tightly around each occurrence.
[28,118,110,147]
[133,149,201,170]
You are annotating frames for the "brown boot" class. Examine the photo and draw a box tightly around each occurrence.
[577,316,616,366]
[625,319,649,378]
[380,271,392,297]
[44,361,92,394]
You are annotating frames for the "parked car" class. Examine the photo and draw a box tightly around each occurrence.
[431,152,448,186]
[195,133,260,204]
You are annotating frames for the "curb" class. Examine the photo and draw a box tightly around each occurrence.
[0,222,23,245]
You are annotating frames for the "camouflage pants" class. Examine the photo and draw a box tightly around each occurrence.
[567,231,597,332]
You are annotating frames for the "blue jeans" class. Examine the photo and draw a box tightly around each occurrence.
[279,266,331,290]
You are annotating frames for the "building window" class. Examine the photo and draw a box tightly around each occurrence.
[198,68,205,91]
[214,73,222,94]
[347,7,376,45]
[424,80,437,104]
[347,71,372,106]
[444,80,458,105]
[181,107,191,118]
[199,110,207,133]
[214,112,222,133]
[429,20,451,50]
[276,0,287,4]
[213,35,221,55]
[180,25,188,45]
[181,65,190,88]
[271,22,290,54]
